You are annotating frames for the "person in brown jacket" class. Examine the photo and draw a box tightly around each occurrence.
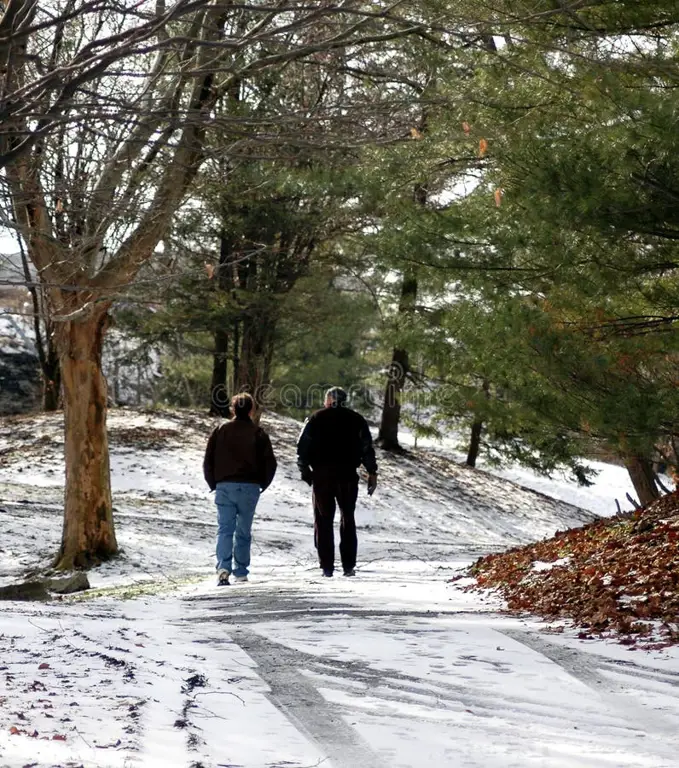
[203,393,277,586]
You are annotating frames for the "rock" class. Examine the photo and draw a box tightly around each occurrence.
[47,573,90,594]
[0,580,51,601]
[0,572,90,600]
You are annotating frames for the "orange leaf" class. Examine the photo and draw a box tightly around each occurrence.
[204,263,215,280]
[9,726,20,735]
[494,188,503,207]
[410,127,423,140]
[462,121,471,135]
[479,138,488,157]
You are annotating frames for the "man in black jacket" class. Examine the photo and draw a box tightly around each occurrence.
[204,393,277,586]
[297,387,377,577]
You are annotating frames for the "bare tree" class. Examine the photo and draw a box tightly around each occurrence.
[0,0,431,569]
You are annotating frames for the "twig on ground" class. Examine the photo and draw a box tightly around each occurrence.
[193,689,245,706]
[396,543,439,570]
[74,725,93,748]
[655,473,673,495]
[626,492,641,510]
[27,618,52,634]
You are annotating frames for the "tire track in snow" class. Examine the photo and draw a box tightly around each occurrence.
[232,629,389,768]
[500,629,679,758]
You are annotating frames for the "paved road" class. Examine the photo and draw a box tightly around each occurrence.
[177,574,679,768]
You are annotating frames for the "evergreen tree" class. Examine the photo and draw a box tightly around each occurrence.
[423,0,679,499]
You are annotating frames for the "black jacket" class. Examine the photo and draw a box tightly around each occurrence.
[204,417,277,491]
[296,405,377,475]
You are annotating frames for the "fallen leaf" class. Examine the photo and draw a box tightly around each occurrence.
[38,663,49,670]
[52,734,67,741]
[479,138,488,157]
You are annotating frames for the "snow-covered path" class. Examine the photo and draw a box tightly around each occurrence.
[3,567,679,768]
[1,408,679,767]
[177,569,679,768]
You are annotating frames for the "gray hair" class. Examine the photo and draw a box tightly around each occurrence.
[324,387,348,407]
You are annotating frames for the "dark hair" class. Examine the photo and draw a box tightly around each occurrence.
[231,392,254,419]
[325,387,348,407]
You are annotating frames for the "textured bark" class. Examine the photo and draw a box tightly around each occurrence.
[54,311,118,570]
[624,456,661,508]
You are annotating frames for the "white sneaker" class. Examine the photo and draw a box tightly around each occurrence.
[233,574,248,583]
[217,569,230,586]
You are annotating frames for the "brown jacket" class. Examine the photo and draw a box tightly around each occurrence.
[203,417,277,492]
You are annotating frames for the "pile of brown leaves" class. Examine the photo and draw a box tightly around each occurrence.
[467,491,679,648]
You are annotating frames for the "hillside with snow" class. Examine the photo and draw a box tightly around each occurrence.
[0,407,597,590]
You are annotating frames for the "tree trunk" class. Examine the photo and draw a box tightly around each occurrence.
[235,308,276,420]
[378,347,409,451]
[466,379,489,468]
[378,271,417,452]
[209,226,234,416]
[232,319,240,395]
[18,239,61,411]
[466,419,483,468]
[210,328,229,416]
[54,310,118,570]
[624,455,661,508]
[378,175,425,452]
[42,350,61,411]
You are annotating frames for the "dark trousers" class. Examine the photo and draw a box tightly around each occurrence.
[312,466,359,573]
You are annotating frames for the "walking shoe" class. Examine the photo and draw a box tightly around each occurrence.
[343,568,356,577]
[217,569,230,586]
[322,569,333,577]
[233,574,248,583]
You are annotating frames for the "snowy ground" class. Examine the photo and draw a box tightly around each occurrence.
[1,408,678,767]
[397,428,671,519]
[0,409,596,591]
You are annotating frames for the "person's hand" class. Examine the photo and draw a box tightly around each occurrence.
[367,473,377,496]
[300,465,313,486]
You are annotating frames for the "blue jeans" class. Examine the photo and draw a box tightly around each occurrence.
[215,482,260,576]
